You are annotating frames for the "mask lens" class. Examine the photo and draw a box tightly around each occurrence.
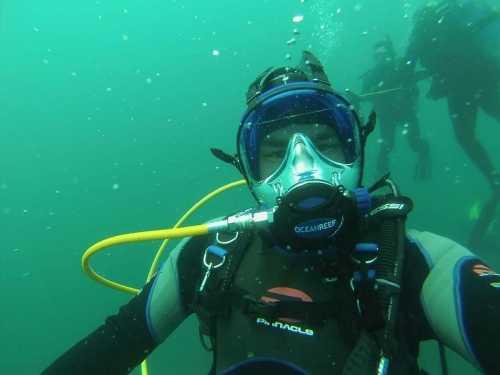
[239,89,360,182]
[259,120,346,180]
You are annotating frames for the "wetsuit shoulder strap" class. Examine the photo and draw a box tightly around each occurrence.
[369,194,413,372]
[346,192,414,375]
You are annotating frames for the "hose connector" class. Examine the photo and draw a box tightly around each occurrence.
[207,209,274,233]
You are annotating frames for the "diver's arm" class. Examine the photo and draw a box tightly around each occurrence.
[145,235,204,342]
[41,239,192,375]
[400,22,423,87]
[409,230,500,374]
[41,279,158,375]
[403,24,421,71]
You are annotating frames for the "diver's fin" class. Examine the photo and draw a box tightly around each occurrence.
[297,51,331,86]
[469,195,499,249]
[468,201,481,221]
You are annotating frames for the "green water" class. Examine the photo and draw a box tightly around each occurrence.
[1,0,498,374]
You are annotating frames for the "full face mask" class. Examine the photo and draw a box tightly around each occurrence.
[209,51,374,252]
[237,82,365,251]
[238,84,363,208]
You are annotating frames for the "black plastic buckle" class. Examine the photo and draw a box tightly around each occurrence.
[241,295,278,318]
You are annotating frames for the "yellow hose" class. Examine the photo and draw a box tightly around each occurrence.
[81,224,210,294]
[81,179,247,293]
[145,179,247,282]
[81,179,247,375]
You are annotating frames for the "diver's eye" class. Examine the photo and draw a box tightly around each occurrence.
[317,139,340,149]
[315,139,346,162]
[263,150,284,158]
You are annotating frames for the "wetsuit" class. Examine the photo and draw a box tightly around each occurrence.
[42,228,500,374]
[360,60,429,178]
[405,0,500,189]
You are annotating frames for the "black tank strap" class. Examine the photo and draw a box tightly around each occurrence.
[342,332,378,375]
[219,232,253,293]
[367,195,413,372]
[348,192,414,374]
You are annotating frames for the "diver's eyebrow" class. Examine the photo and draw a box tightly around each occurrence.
[316,133,339,141]
[264,130,291,145]
[265,137,288,147]
[311,123,335,133]
[315,128,333,137]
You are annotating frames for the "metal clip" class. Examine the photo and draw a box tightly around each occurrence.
[350,277,362,315]
[199,246,227,292]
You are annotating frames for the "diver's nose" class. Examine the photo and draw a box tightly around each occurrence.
[291,136,315,174]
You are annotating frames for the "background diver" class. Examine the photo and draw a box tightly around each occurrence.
[403,0,500,246]
[43,52,500,375]
[346,36,431,180]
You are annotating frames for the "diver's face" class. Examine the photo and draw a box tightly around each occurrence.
[259,122,346,180]
[374,52,391,65]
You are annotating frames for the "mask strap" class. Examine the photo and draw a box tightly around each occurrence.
[360,111,376,147]
[210,148,243,174]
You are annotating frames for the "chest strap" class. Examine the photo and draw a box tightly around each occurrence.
[197,286,341,325]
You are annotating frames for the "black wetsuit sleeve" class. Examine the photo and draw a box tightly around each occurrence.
[41,279,157,375]
[401,239,435,343]
[404,24,422,67]
[400,24,423,84]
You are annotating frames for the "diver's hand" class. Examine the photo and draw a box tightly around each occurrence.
[469,193,499,249]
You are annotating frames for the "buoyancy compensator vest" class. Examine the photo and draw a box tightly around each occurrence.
[189,177,422,375]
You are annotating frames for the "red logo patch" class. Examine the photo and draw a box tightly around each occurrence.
[473,264,500,278]
[259,287,313,323]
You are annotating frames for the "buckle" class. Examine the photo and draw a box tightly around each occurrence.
[199,246,227,292]
[240,295,257,314]
[241,295,277,318]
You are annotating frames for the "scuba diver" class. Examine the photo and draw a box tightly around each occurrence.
[43,52,500,375]
[347,36,431,180]
[403,0,500,246]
